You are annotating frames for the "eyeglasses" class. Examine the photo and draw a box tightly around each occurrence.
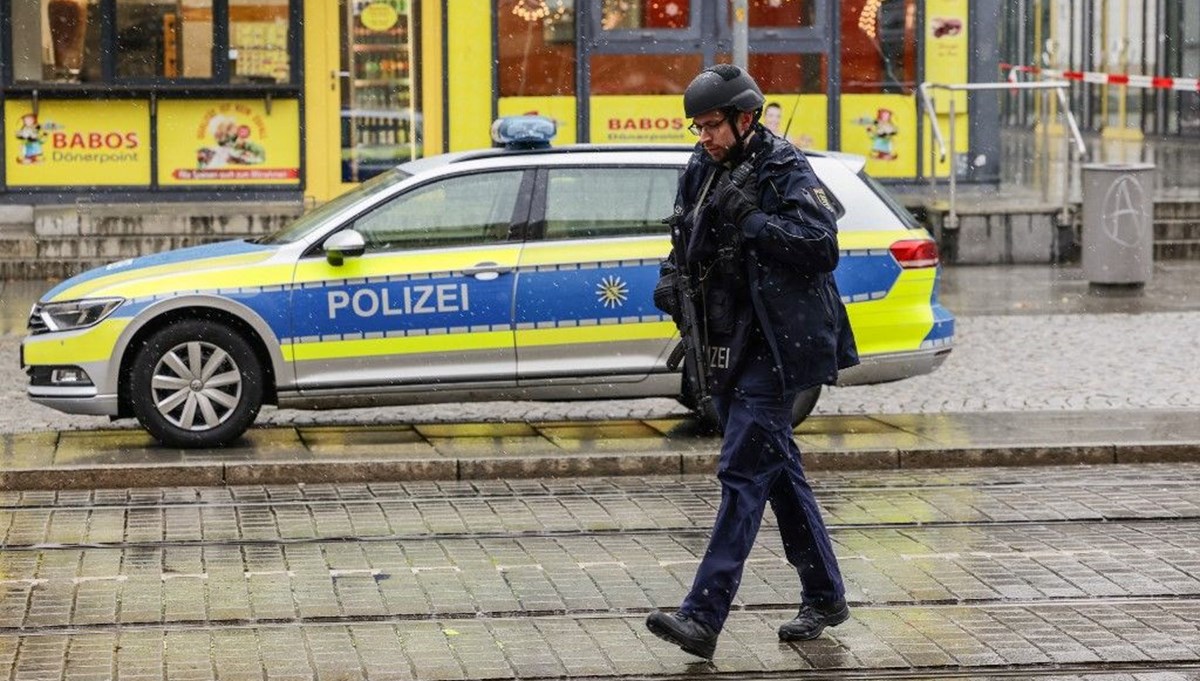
[687,117,726,136]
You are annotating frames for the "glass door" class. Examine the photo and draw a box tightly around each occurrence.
[339,0,420,182]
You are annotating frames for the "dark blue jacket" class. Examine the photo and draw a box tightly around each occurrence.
[663,128,859,394]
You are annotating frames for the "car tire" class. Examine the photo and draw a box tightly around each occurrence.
[688,384,822,432]
[129,320,263,448]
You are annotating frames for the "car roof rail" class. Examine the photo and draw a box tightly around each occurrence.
[446,144,696,164]
[447,143,836,163]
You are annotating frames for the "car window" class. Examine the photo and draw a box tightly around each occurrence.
[543,167,677,240]
[353,171,525,251]
[808,157,915,232]
[857,170,922,230]
[258,168,411,245]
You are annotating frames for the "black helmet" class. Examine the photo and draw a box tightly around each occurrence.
[683,64,765,118]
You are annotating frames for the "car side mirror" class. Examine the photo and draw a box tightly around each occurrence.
[323,229,366,266]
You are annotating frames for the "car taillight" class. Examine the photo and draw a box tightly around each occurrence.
[889,239,939,268]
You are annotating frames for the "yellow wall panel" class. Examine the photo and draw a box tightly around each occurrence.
[421,0,444,155]
[303,0,340,202]
[447,0,493,151]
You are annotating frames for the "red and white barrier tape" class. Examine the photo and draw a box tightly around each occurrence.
[1000,63,1200,92]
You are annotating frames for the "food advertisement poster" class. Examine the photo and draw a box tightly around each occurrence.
[590,96,692,145]
[925,0,969,86]
[5,99,151,186]
[157,99,301,185]
[759,95,828,151]
[840,94,917,178]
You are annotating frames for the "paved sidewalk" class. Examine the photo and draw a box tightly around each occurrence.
[3,465,1200,679]
[1,408,1197,490]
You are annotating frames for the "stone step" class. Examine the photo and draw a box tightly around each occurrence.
[4,198,1200,278]
[0,236,38,259]
[0,234,240,280]
[1154,219,1200,241]
[1153,200,1200,221]
[1154,240,1200,260]
[34,234,236,260]
[33,202,302,238]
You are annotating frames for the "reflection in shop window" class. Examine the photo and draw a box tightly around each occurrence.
[601,0,689,30]
[230,0,291,83]
[841,0,916,93]
[745,53,826,94]
[340,0,421,183]
[116,0,213,78]
[589,53,701,95]
[498,0,576,96]
[746,0,815,29]
[6,0,298,84]
[9,0,101,82]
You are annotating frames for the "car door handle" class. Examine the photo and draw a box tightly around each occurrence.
[463,262,512,281]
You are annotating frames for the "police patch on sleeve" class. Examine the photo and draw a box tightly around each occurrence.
[811,187,834,213]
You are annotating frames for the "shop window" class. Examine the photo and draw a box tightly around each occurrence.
[498,0,576,96]
[230,0,291,83]
[9,0,101,82]
[746,0,816,29]
[116,0,212,78]
[745,53,826,94]
[589,53,701,95]
[840,0,917,93]
[340,0,421,183]
[7,0,294,84]
[600,0,690,30]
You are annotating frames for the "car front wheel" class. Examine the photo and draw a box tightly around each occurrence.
[129,320,263,448]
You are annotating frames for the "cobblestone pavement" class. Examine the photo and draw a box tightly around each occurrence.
[3,310,1199,434]
[2,464,1200,679]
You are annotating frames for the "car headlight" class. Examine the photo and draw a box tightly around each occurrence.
[37,298,124,332]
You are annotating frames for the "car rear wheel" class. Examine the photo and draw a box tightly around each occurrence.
[129,320,263,448]
[687,383,822,432]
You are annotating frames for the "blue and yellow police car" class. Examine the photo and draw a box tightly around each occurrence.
[22,117,953,447]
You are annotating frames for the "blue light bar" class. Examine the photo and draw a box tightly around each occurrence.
[491,116,556,150]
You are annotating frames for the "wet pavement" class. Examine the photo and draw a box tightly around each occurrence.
[2,128,1200,679]
[939,261,1200,316]
[2,464,1200,678]
[0,409,1198,491]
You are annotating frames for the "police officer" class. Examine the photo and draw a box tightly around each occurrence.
[645,64,859,659]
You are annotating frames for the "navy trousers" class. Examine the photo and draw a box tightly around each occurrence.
[678,357,845,633]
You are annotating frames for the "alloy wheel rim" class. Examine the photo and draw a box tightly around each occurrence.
[150,341,242,431]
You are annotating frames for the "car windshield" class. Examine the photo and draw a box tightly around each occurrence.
[256,169,412,245]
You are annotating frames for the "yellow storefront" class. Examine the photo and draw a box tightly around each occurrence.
[1,0,306,200]
[306,0,979,203]
[2,0,983,206]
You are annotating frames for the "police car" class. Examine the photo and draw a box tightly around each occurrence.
[22,117,953,448]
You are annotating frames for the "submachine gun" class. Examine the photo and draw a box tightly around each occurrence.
[661,211,710,417]
[659,159,756,417]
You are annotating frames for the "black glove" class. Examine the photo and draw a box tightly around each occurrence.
[711,172,757,226]
[653,271,679,319]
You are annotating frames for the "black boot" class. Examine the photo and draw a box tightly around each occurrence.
[645,609,718,659]
[777,600,850,641]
